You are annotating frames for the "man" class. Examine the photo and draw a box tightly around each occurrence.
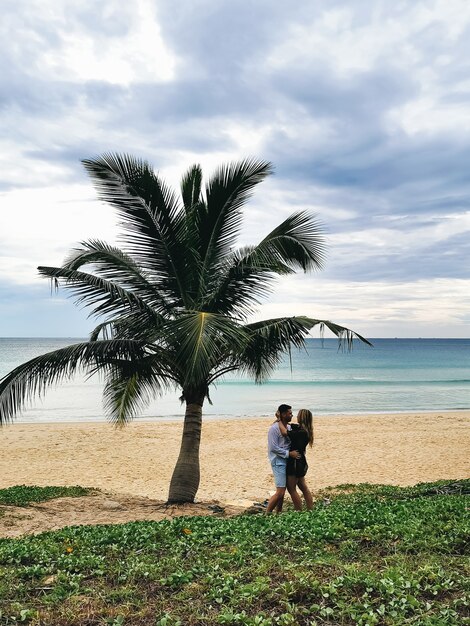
[266,404,302,513]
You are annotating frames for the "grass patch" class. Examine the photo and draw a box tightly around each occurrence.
[0,480,468,625]
[0,486,94,507]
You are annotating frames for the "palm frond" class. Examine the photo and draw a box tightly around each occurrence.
[37,265,158,319]
[247,316,372,349]
[103,357,174,427]
[251,211,326,272]
[89,308,166,342]
[82,153,191,306]
[181,164,202,211]
[202,213,324,318]
[164,312,248,389]
[201,246,278,317]
[0,340,148,425]
[180,165,205,279]
[62,240,171,314]
[235,317,313,382]
[232,316,372,383]
[57,239,171,312]
[296,317,373,349]
[198,159,273,290]
[90,321,115,341]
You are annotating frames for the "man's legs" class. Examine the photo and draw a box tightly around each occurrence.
[267,459,288,513]
[267,487,286,513]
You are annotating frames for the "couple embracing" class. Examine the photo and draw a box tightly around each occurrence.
[266,404,314,513]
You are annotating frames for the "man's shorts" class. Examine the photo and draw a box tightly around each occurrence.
[271,458,287,488]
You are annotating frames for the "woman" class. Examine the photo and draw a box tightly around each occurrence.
[278,409,314,510]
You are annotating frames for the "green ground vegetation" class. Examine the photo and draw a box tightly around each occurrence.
[0,480,468,625]
[0,486,94,508]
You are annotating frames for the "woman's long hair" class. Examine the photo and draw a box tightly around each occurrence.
[297,409,314,447]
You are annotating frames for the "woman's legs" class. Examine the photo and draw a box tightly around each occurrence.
[297,476,313,510]
[287,475,303,511]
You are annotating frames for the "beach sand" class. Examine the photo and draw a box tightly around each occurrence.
[1,411,469,502]
[1,411,469,537]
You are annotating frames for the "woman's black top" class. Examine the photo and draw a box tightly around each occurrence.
[286,424,309,477]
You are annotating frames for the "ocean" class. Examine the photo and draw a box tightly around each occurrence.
[0,338,468,423]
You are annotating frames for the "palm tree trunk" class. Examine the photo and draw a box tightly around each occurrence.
[167,396,204,503]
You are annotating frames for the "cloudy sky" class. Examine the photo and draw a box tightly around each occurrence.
[1,0,469,338]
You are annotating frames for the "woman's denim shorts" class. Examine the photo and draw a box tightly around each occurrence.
[271,458,287,488]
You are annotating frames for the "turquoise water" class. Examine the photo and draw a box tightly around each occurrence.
[0,338,468,422]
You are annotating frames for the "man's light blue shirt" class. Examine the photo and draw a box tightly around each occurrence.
[267,422,290,463]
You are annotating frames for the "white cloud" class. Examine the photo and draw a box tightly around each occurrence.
[4,0,176,85]
[254,276,470,338]
[43,3,175,85]
[330,210,470,254]
[390,97,470,135]
[0,185,117,284]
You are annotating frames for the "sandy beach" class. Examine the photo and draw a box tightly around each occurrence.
[1,412,469,503]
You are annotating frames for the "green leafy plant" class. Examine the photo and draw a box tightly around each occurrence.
[1,480,467,625]
[0,485,93,507]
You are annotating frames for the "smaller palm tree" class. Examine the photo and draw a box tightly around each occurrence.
[0,155,370,502]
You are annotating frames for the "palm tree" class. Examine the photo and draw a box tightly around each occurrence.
[0,155,370,502]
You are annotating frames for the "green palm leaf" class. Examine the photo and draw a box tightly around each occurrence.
[62,240,170,314]
[237,316,371,382]
[249,210,326,272]
[0,340,148,424]
[236,316,313,382]
[298,317,373,348]
[181,164,202,211]
[198,159,273,293]
[89,308,166,342]
[103,356,175,426]
[203,212,325,317]
[37,265,156,319]
[163,312,249,390]
[201,246,277,316]
[82,153,191,306]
